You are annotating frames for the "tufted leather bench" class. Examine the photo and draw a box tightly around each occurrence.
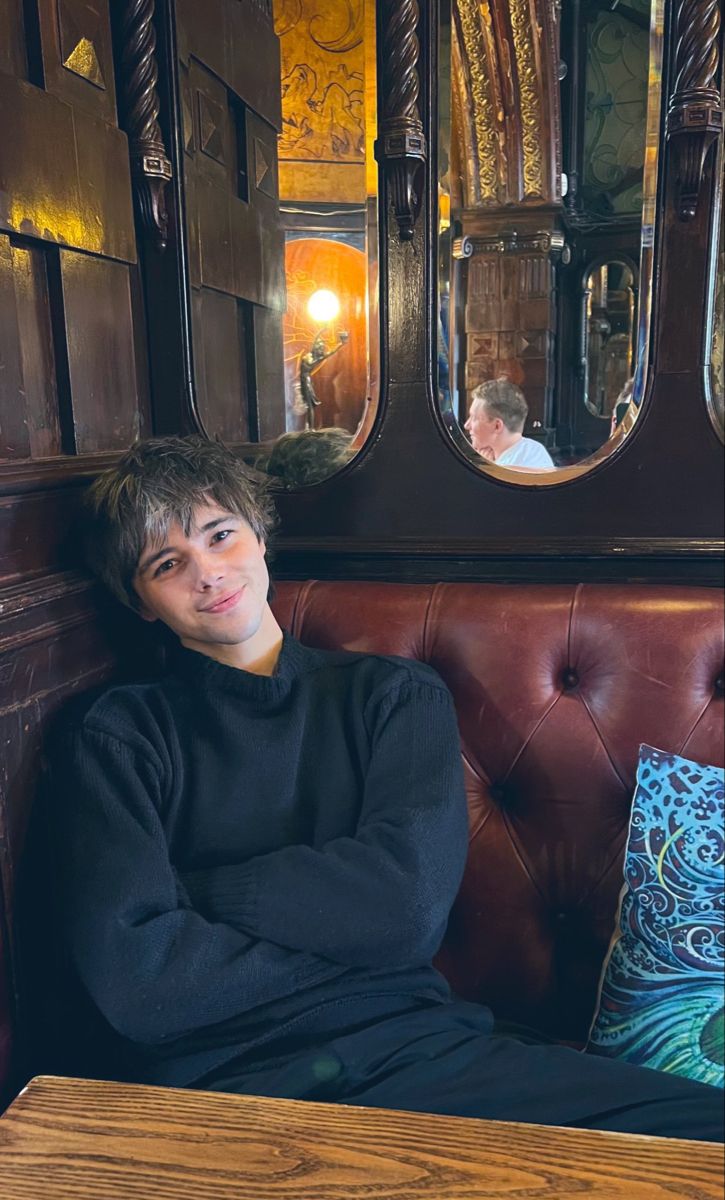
[0,581,722,1102]
[272,581,725,1042]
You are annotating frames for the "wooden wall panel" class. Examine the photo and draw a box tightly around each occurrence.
[0,606,119,957]
[37,0,117,124]
[0,233,61,461]
[9,242,61,458]
[59,251,140,453]
[177,0,281,129]
[193,290,250,443]
[0,237,31,460]
[252,305,286,440]
[0,0,27,77]
[171,0,285,443]
[0,74,135,262]
[0,490,83,584]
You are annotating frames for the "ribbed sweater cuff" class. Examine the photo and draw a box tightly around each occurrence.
[182,864,258,932]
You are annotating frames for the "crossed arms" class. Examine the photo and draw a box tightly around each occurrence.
[55,679,468,1044]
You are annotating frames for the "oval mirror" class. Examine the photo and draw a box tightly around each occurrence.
[437,0,663,481]
[175,0,378,488]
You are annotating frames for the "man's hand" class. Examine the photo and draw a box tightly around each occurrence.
[480,445,496,461]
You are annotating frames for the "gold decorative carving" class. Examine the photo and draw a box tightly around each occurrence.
[455,0,498,203]
[508,0,544,198]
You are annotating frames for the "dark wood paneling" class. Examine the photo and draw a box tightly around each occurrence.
[9,241,61,458]
[37,0,117,124]
[0,237,31,460]
[0,0,27,76]
[177,0,281,130]
[0,74,135,261]
[59,250,140,453]
[253,305,286,441]
[0,489,82,582]
[193,289,250,442]
[162,0,285,441]
[0,231,60,461]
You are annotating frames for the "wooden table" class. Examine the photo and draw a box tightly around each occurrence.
[0,1075,722,1199]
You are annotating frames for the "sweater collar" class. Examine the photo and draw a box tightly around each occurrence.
[170,630,319,699]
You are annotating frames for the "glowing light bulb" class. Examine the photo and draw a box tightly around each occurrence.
[307,289,340,324]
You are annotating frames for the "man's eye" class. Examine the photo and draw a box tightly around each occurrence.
[211,529,233,543]
[154,559,176,577]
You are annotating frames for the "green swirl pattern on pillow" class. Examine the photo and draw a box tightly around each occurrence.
[588,744,724,1087]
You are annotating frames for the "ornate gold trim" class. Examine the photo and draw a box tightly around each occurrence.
[455,0,498,203]
[508,0,544,199]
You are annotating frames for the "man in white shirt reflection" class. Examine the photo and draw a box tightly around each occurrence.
[464,378,555,469]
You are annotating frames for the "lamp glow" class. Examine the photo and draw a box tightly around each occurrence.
[307,288,340,324]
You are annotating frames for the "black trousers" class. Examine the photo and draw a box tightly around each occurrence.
[201,1000,723,1143]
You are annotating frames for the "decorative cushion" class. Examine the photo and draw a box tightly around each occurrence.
[588,744,724,1087]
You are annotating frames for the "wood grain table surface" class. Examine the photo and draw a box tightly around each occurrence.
[0,1075,722,1199]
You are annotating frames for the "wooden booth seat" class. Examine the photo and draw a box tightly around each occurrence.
[0,582,722,1100]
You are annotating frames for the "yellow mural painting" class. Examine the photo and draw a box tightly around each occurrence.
[274,0,375,202]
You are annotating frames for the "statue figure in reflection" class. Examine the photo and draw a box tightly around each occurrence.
[298,331,349,430]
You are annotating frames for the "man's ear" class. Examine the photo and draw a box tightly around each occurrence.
[137,602,158,623]
[493,417,504,433]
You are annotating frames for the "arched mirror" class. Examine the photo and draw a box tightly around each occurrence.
[437,0,664,481]
[171,0,378,488]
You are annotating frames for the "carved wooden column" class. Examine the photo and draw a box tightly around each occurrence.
[118,0,173,251]
[667,0,723,221]
[376,0,426,242]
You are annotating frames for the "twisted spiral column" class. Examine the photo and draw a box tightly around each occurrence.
[667,0,723,221]
[376,0,426,241]
[119,0,173,250]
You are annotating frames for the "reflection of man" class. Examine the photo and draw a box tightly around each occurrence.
[464,378,555,469]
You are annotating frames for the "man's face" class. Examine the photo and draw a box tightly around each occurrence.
[133,502,273,664]
[464,400,503,457]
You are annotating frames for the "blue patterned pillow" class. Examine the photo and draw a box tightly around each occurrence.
[588,744,724,1087]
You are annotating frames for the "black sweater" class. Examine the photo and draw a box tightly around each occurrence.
[54,634,469,1085]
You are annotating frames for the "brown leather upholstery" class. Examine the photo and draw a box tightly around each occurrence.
[1,582,722,1102]
[272,582,725,1041]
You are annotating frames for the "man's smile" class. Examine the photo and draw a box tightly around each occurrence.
[199,588,245,614]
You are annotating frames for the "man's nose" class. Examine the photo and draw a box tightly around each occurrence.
[192,551,224,589]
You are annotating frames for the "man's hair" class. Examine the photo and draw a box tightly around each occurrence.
[471,377,528,433]
[258,427,353,489]
[84,436,276,609]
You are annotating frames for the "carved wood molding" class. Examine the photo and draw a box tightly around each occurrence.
[453,230,567,260]
[271,537,725,585]
[667,0,723,221]
[0,572,96,660]
[118,0,173,250]
[375,0,426,241]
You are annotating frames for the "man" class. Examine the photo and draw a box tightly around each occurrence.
[465,378,555,468]
[51,435,722,1140]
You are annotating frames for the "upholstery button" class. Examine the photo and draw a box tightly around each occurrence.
[489,784,505,804]
[562,668,579,690]
[715,675,724,694]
